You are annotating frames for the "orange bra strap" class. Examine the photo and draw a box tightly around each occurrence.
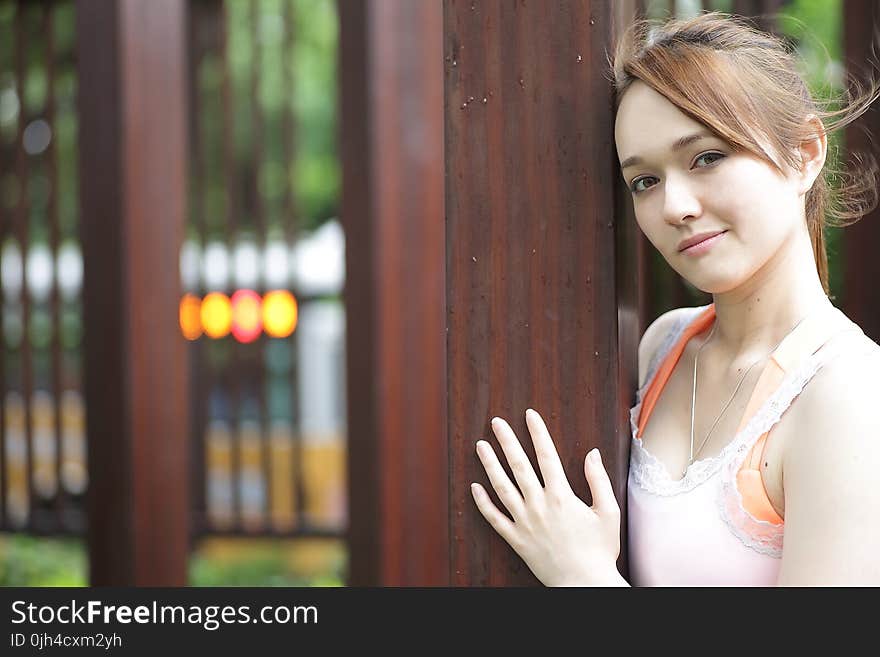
[637,305,716,438]
[735,360,786,471]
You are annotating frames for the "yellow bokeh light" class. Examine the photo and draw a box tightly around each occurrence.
[262,290,298,338]
[179,294,203,340]
[201,292,232,339]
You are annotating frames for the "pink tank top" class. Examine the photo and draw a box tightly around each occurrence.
[627,302,868,586]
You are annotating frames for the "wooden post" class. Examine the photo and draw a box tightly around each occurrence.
[339,0,448,586]
[842,0,880,343]
[76,0,190,585]
[445,0,637,585]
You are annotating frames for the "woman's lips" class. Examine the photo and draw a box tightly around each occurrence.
[680,230,727,256]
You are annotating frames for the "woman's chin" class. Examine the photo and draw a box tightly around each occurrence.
[677,269,744,296]
[663,250,749,296]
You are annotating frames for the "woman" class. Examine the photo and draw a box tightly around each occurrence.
[470,11,880,586]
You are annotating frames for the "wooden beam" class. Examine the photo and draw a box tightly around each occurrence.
[445,0,636,585]
[340,0,447,586]
[76,0,189,585]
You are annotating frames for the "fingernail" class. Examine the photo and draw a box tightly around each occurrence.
[589,448,600,464]
[526,408,534,418]
[470,483,481,496]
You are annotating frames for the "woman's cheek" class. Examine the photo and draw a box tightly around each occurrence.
[633,213,664,251]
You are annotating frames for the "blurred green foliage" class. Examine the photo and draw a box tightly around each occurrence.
[0,534,346,586]
[0,535,87,586]
[194,0,338,241]
[189,540,345,587]
[777,0,846,302]
[778,0,842,66]
[288,0,339,230]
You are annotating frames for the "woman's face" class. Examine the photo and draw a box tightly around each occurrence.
[614,80,808,295]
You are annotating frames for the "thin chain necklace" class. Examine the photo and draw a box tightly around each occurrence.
[688,304,824,468]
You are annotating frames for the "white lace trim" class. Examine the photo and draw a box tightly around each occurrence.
[717,469,783,558]
[630,405,743,494]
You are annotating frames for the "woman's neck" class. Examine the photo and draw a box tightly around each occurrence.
[709,227,830,366]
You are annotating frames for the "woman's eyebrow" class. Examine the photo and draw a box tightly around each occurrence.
[620,132,715,170]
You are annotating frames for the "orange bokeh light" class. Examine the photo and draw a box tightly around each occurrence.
[262,290,298,338]
[179,294,202,340]
[201,292,232,338]
[231,289,262,343]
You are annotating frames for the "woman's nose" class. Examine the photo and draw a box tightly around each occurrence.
[662,175,702,225]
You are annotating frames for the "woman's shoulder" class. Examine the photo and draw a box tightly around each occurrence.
[778,326,880,584]
[638,304,708,387]
[810,328,880,389]
[787,326,880,431]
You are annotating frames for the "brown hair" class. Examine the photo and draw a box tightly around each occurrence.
[608,10,880,295]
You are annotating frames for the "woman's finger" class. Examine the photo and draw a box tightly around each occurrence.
[583,448,619,515]
[524,408,570,491]
[470,482,519,547]
[489,417,544,500]
[475,440,527,520]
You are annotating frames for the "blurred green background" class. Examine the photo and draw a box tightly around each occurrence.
[0,534,345,586]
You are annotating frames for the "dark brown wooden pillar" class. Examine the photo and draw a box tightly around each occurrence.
[340,0,447,585]
[842,1,880,343]
[446,0,637,585]
[76,0,190,585]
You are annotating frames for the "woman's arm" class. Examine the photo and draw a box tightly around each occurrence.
[776,349,880,585]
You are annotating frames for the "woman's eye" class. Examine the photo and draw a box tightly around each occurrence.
[630,177,654,194]
[695,151,725,167]
[629,152,725,195]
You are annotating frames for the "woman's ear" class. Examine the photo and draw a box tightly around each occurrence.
[796,113,827,196]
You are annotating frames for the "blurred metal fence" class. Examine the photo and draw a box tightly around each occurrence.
[0,0,84,535]
[0,0,345,546]
[185,0,345,539]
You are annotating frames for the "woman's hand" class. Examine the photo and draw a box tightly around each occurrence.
[470,408,625,587]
